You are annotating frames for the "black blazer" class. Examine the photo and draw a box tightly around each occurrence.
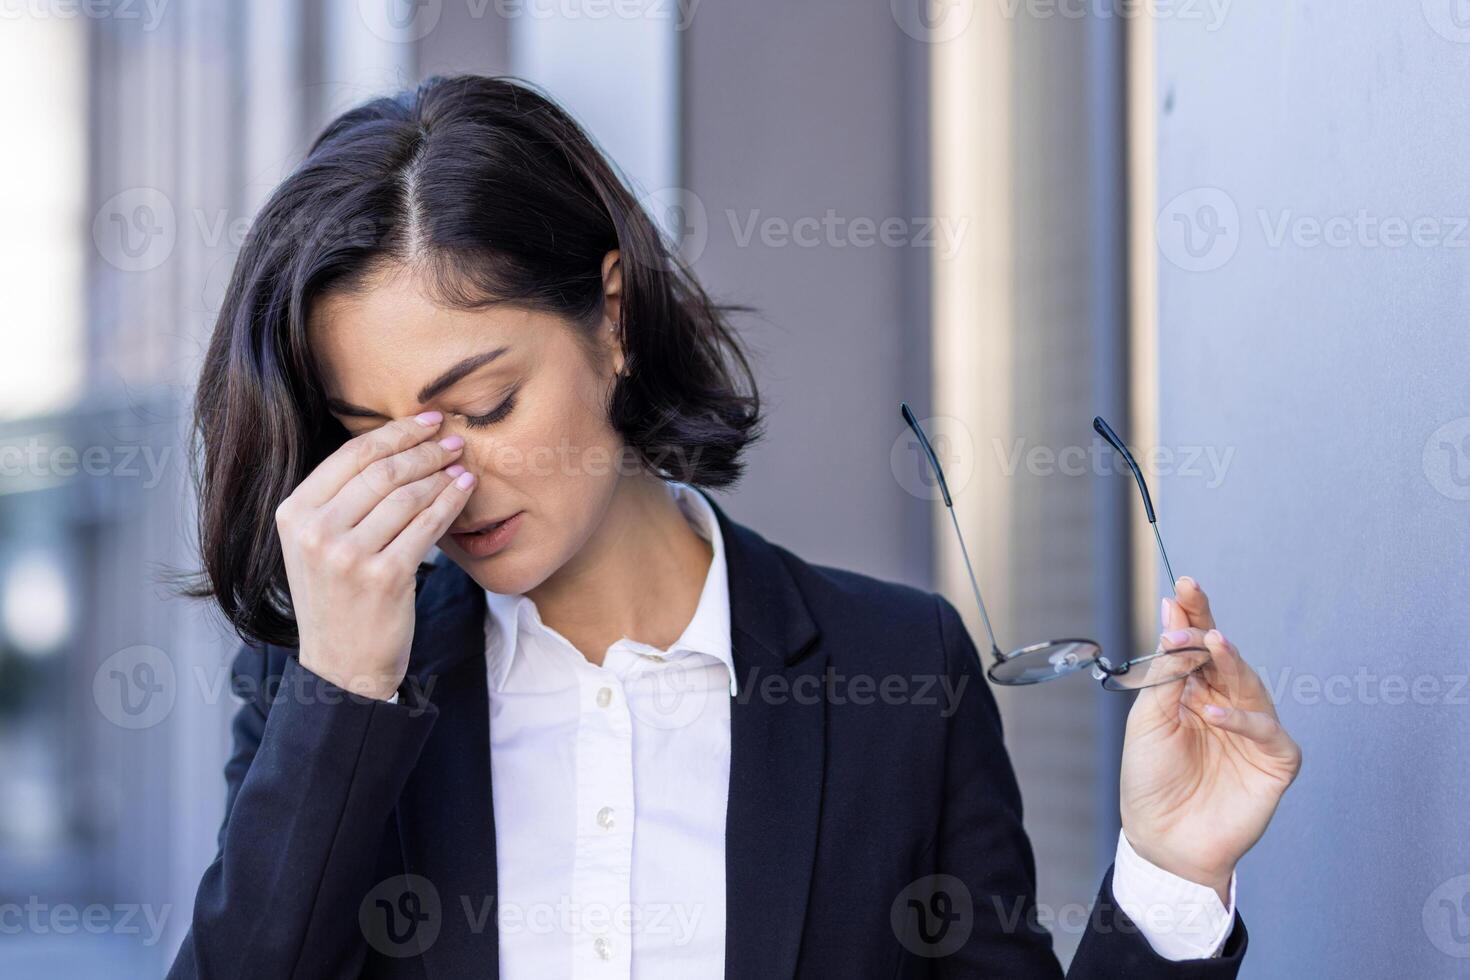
[171,493,1247,979]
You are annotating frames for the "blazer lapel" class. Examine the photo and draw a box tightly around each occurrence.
[396,555,500,978]
[705,494,827,980]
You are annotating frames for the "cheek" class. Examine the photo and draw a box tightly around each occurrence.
[455,388,623,499]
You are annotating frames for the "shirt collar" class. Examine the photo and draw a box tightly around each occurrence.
[483,481,738,697]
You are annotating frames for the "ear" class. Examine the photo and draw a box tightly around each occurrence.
[600,249,626,377]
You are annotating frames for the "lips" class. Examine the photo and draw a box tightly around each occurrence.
[449,511,523,559]
[451,515,516,536]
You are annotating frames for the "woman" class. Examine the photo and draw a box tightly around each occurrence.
[172,75,1300,979]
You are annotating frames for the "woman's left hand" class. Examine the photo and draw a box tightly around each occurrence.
[1119,577,1302,903]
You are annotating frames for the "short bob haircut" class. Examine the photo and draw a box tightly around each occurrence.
[189,74,761,648]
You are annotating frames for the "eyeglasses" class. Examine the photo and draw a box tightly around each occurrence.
[900,403,1210,691]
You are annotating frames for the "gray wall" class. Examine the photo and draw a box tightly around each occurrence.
[1155,5,1470,976]
[682,0,934,588]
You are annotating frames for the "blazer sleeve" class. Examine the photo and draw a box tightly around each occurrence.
[168,643,439,980]
[930,595,1248,980]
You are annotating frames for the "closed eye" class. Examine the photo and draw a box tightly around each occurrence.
[459,387,519,429]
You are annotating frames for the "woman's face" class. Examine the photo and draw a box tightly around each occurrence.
[307,254,628,596]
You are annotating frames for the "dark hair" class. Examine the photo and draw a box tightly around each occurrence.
[187,74,761,646]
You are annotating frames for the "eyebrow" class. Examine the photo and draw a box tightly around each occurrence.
[326,346,511,419]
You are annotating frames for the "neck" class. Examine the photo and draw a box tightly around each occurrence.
[527,473,713,665]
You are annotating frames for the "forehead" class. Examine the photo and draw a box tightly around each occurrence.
[307,270,540,395]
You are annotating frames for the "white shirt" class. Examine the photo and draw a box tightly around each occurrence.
[436,481,1233,975]
[484,482,734,979]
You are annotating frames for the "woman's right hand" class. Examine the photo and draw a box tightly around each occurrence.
[275,411,476,700]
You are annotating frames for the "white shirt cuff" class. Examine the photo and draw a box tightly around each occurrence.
[1111,829,1236,961]
[385,691,400,705]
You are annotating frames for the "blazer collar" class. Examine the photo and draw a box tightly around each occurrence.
[397,495,826,980]
[700,489,820,681]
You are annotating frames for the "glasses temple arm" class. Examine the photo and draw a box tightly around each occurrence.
[1094,415,1181,593]
[947,505,1004,658]
[901,403,1004,658]
[1151,523,1178,593]
[1093,416,1156,521]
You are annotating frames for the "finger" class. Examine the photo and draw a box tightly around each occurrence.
[1146,624,1211,689]
[354,467,458,552]
[1158,625,1208,651]
[1172,576,1216,631]
[324,434,465,529]
[1198,701,1300,766]
[381,468,477,565]
[1199,629,1277,715]
[294,413,445,507]
[1161,595,1191,633]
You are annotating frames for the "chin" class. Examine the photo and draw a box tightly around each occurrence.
[440,539,553,597]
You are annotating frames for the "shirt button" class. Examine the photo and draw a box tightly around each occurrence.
[593,936,612,960]
[596,687,612,708]
[596,806,615,830]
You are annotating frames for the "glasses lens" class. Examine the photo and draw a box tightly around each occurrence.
[987,639,1102,685]
[1096,645,1210,692]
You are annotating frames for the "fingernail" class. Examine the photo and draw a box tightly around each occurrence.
[439,435,464,451]
[454,471,476,490]
[1160,598,1171,629]
[416,411,443,426]
[1204,703,1228,719]
[1206,628,1224,645]
[1163,629,1192,645]
[1177,575,1197,591]
[445,464,466,478]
